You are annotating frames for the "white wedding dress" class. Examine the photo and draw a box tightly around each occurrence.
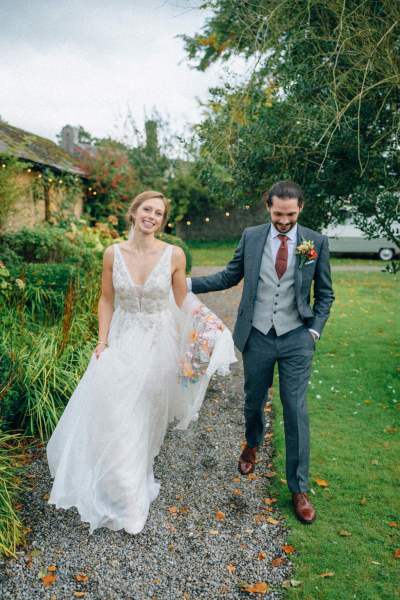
[46,243,236,534]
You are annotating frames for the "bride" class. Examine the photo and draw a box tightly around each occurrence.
[46,190,236,535]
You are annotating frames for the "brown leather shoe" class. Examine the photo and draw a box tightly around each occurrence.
[292,492,316,524]
[238,444,257,475]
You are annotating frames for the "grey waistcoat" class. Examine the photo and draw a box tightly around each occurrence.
[252,235,303,336]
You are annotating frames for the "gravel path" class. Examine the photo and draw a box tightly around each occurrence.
[0,276,292,600]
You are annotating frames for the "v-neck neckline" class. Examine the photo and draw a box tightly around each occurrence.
[117,243,169,288]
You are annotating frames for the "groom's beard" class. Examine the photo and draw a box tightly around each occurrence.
[274,222,296,233]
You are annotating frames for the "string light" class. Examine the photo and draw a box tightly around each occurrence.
[186,220,191,226]
[205,217,210,222]
[168,222,173,228]
[225,211,230,217]
[93,191,97,195]
[1,164,6,168]
[245,205,250,209]
[27,168,32,173]
[38,174,42,179]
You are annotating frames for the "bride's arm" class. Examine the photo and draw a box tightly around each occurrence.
[95,245,115,359]
[171,245,187,308]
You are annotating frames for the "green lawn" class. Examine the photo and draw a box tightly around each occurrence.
[187,241,383,268]
[271,271,400,599]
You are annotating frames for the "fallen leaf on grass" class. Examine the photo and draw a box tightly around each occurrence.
[360,498,368,505]
[282,579,301,588]
[388,522,398,527]
[339,530,352,537]
[258,552,266,560]
[315,478,329,488]
[263,471,276,479]
[215,511,225,521]
[227,564,236,574]
[271,557,285,567]
[239,581,269,594]
[282,545,295,554]
[394,549,400,559]
[319,572,335,577]
[74,573,89,583]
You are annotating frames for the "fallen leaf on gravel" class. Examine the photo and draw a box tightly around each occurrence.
[206,427,213,432]
[233,488,242,496]
[42,493,49,500]
[266,517,280,525]
[227,564,236,574]
[183,592,190,600]
[263,471,276,479]
[360,498,368,505]
[167,506,178,514]
[247,473,258,481]
[232,477,241,483]
[165,523,177,533]
[179,506,190,514]
[315,478,329,487]
[209,529,219,535]
[388,522,398,527]
[319,572,335,577]
[254,514,267,524]
[41,574,57,587]
[215,511,225,521]
[258,552,266,560]
[339,530,352,537]
[75,573,89,583]
[73,593,86,598]
[263,498,277,505]
[47,565,57,572]
[394,549,400,558]
[271,557,285,567]
[240,581,269,594]
[282,545,295,554]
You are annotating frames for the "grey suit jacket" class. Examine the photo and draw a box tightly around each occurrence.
[191,224,335,352]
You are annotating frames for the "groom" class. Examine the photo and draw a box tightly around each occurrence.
[189,181,334,523]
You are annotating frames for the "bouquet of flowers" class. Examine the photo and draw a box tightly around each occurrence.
[178,303,225,386]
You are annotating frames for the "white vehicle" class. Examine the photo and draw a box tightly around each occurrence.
[323,218,399,260]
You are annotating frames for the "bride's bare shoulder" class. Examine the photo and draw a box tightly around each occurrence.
[103,243,117,265]
[171,244,186,266]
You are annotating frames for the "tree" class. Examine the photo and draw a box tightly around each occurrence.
[183,1,400,237]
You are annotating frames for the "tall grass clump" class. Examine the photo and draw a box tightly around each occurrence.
[0,432,32,557]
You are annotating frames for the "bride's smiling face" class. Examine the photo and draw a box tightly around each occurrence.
[133,198,165,234]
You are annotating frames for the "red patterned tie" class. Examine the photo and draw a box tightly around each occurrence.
[275,234,288,279]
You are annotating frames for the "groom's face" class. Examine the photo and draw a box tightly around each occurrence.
[267,196,303,234]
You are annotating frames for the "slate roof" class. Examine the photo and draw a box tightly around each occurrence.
[0,121,85,175]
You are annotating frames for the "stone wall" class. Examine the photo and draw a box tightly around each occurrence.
[176,203,268,241]
[4,172,83,231]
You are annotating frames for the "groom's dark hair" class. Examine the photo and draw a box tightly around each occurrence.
[263,181,304,207]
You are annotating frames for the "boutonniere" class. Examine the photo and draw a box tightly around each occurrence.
[296,239,318,268]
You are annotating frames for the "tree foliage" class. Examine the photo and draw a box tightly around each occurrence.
[183,0,400,236]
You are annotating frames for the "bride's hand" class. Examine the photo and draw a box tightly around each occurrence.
[94,343,107,359]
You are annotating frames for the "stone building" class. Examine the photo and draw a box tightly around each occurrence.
[0,121,85,231]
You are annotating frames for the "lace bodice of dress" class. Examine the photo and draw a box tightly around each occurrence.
[112,243,173,315]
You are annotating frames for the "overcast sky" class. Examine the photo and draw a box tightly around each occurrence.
[1,0,234,143]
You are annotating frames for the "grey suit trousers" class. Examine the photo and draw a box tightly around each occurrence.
[242,325,315,493]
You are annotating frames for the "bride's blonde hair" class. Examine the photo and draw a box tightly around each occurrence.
[127,190,170,231]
